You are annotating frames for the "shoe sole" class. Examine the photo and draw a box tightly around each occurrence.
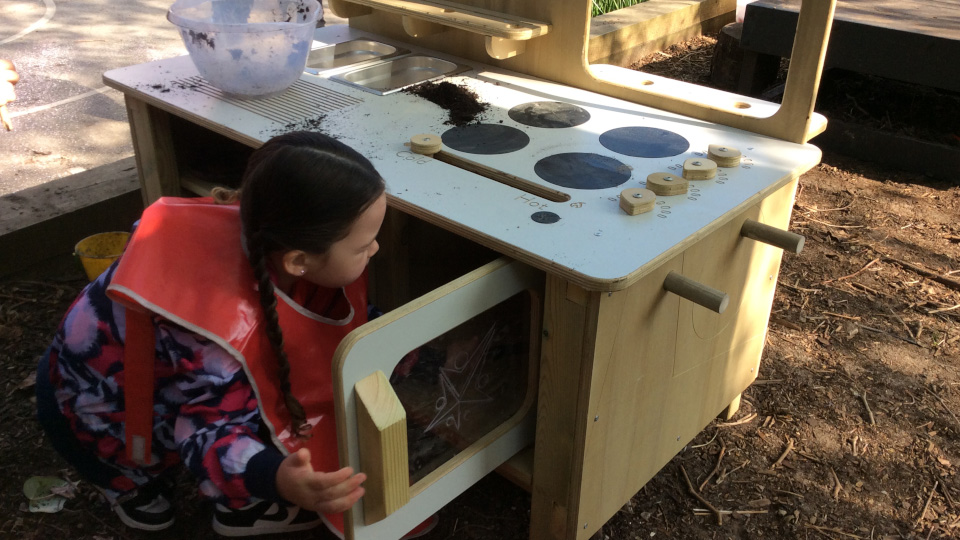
[212,518,321,537]
[115,506,175,532]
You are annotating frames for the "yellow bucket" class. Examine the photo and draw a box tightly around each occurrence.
[74,232,130,282]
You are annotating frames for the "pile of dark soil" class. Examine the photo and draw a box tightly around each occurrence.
[404,80,488,126]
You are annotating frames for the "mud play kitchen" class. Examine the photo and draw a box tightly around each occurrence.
[102,0,837,538]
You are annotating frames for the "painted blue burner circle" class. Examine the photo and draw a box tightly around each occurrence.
[531,211,561,224]
[599,126,690,158]
[508,101,591,128]
[534,153,632,190]
[441,124,530,155]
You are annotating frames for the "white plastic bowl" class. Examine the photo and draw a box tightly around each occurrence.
[168,0,320,99]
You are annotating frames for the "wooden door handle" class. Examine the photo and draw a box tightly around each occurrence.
[663,271,729,314]
[740,219,805,254]
[355,370,409,524]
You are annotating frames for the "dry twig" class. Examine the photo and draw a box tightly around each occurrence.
[699,438,726,492]
[824,311,861,321]
[916,480,939,526]
[940,481,956,510]
[716,460,750,484]
[859,324,921,346]
[805,524,866,539]
[854,389,876,425]
[881,256,960,291]
[831,467,843,499]
[693,509,768,516]
[923,387,960,430]
[680,465,722,525]
[770,316,803,331]
[928,304,960,315]
[888,308,917,340]
[822,257,880,284]
[718,412,758,427]
[771,438,795,469]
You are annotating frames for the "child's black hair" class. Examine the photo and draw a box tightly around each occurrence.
[239,131,385,438]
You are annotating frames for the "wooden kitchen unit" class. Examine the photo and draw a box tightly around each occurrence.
[103,1,834,538]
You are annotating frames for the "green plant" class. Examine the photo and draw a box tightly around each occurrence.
[592,0,647,17]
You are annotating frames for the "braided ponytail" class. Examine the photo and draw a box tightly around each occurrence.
[239,131,385,440]
[247,232,309,437]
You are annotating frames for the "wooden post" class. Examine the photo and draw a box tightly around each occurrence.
[124,97,180,205]
[355,370,410,524]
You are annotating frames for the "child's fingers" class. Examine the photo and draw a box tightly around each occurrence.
[304,469,366,504]
[314,485,365,514]
[310,466,357,489]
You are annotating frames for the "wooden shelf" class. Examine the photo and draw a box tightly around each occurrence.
[331,0,550,40]
[179,174,223,198]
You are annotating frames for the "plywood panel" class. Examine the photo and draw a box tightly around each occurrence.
[673,204,763,376]
[576,256,682,539]
[571,179,800,538]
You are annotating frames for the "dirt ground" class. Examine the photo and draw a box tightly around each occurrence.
[2,35,960,540]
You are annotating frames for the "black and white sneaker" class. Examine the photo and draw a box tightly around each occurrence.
[112,483,176,532]
[212,501,323,537]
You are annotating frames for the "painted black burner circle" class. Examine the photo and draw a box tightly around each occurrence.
[508,101,591,128]
[599,126,690,158]
[531,211,561,224]
[534,153,632,190]
[441,124,530,155]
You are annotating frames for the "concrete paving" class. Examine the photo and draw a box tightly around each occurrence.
[0,0,343,197]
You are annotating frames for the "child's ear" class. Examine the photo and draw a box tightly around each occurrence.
[280,250,308,276]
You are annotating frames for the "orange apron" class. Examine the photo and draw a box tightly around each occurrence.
[107,197,367,482]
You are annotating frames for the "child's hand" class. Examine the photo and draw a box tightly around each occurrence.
[1,59,18,131]
[276,448,367,514]
[0,59,17,105]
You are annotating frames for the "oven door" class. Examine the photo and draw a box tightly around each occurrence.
[333,257,543,540]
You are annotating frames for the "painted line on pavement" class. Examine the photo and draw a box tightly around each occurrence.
[11,86,113,117]
[1,0,57,45]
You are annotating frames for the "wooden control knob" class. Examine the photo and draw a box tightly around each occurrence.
[740,219,805,254]
[682,158,717,180]
[410,134,442,155]
[619,188,656,215]
[663,271,729,314]
[645,172,688,195]
[707,144,741,167]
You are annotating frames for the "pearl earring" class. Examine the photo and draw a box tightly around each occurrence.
[299,269,306,276]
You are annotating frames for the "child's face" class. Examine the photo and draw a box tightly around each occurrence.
[302,193,386,288]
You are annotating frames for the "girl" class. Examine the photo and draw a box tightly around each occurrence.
[36,132,432,538]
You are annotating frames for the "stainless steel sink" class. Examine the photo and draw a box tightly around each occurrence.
[306,40,406,71]
[332,55,471,95]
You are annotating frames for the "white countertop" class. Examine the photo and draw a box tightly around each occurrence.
[104,24,821,290]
